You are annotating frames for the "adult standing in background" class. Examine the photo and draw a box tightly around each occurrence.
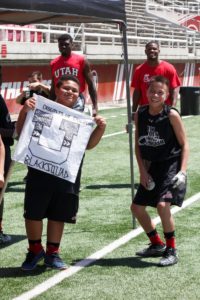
[131,41,181,119]
[50,34,98,116]
[0,65,15,244]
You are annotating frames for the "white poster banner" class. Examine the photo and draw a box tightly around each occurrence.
[13,94,95,183]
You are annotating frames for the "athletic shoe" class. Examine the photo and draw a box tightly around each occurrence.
[0,231,11,244]
[44,253,68,270]
[136,243,166,257]
[21,249,45,271]
[158,247,178,267]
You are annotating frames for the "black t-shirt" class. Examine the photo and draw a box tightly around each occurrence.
[0,94,14,146]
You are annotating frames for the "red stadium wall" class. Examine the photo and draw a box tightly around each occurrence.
[181,16,200,32]
[0,62,199,115]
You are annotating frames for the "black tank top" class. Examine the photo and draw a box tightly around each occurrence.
[0,95,14,146]
[137,105,181,162]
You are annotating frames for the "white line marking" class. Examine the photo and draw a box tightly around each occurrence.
[13,192,200,300]
[102,115,192,139]
[113,64,120,101]
[116,64,124,100]
[102,131,126,138]
[182,115,193,119]
[103,127,135,139]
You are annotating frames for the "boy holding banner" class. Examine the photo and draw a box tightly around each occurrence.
[16,75,106,271]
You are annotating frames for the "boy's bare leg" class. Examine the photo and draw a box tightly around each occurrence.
[157,202,175,232]
[157,202,177,266]
[131,203,165,257]
[45,220,67,269]
[25,219,43,240]
[131,203,155,232]
[47,220,64,243]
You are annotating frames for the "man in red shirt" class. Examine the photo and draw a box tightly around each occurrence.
[131,41,180,118]
[50,34,98,116]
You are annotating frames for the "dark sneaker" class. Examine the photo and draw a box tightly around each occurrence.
[44,253,68,270]
[136,243,166,257]
[158,247,178,267]
[0,231,11,244]
[21,249,45,271]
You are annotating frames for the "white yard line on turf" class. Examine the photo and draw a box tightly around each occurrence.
[102,115,192,139]
[103,130,127,138]
[103,127,135,138]
[13,192,200,300]
[182,116,192,119]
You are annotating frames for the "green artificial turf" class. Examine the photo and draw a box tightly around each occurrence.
[0,109,199,300]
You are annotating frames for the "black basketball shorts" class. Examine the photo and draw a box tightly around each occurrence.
[24,168,79,223]
[133,156,186,208]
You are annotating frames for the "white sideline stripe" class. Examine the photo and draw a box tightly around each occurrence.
[102,114,192,139]
[103,127,135,138]
[13,192,200,300]
[102,130,126,138]
[182,115,192,119]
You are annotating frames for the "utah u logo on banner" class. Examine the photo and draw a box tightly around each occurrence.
[29,109,79,164]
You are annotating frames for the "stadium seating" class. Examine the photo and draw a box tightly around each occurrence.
[146,0,200,28]
[1,0,200,59]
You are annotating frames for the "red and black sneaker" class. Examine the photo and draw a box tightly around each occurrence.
[158,247,178,267]
[136,243,166,257]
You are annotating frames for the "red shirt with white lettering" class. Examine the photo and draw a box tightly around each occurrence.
[131,60,181,105]
[50,53,86,93]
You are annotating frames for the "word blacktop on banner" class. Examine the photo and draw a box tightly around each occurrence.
[13,94,95,183]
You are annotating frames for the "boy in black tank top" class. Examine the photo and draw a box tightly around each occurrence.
[131,75,189,266]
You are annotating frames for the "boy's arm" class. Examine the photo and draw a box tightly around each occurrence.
[132,89,141,120]
[83,59,98,116]
[170,86,180,107]
[50,77,56,100]
[86,116,106,150]
[0,127,15,138]
[16,91,26,104]
[134,112,151,189]
[29,82,50,97]
[0,96,15,137]
[169,109,189,173]
[16,98,36,136]
[0,135,5,188]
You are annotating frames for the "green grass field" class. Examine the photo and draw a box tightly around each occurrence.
[1,108,200,300]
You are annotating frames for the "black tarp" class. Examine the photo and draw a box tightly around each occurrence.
[0,0,126,25]
[0,0,135,226]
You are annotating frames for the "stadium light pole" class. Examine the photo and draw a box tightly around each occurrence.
[120,22,136,229]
